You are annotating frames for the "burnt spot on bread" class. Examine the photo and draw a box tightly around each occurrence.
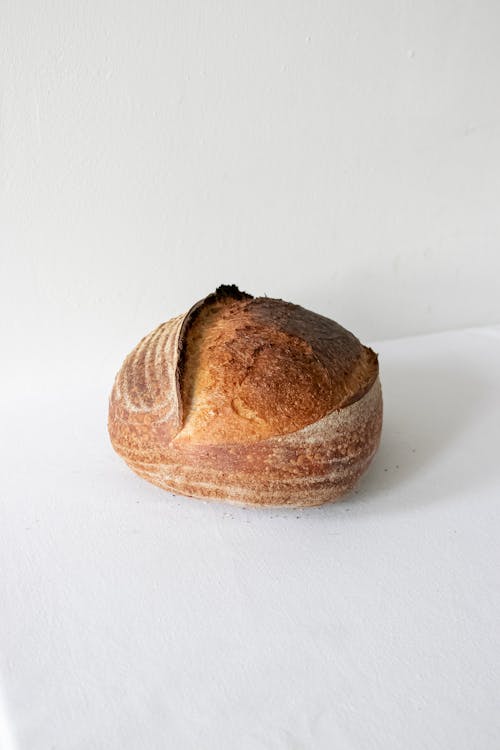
[214,284,252,301]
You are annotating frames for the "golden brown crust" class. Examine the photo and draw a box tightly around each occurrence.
[108,285,382,507]
[177,288,378,444]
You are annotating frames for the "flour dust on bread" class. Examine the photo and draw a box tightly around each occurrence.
[108,285,383,507]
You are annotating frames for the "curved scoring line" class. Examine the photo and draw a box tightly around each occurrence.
[138,323,166,410]
[110,401,175,425]
[136,471,350,501]
[120,324,173,413]
[154,314,184,414]
[123,438,376,490]
[133,332,157,407]
[120,336,150,411]
[130,317,179,413]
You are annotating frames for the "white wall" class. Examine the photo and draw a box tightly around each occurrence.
[2,0,499,374]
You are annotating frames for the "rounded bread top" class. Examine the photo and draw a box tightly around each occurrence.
[175,285,378,445]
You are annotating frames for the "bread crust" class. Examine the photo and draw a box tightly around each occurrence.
[108,286,383,507]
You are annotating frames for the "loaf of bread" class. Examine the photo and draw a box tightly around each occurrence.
[108,285,382,507]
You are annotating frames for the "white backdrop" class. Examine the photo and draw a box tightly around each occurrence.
[2,4,500,749]
[1,0,499,378]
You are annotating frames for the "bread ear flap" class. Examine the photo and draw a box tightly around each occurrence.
[173,285,253,433]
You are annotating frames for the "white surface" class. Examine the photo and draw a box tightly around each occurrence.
[2,0,500,371]
[1,325,499,749]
